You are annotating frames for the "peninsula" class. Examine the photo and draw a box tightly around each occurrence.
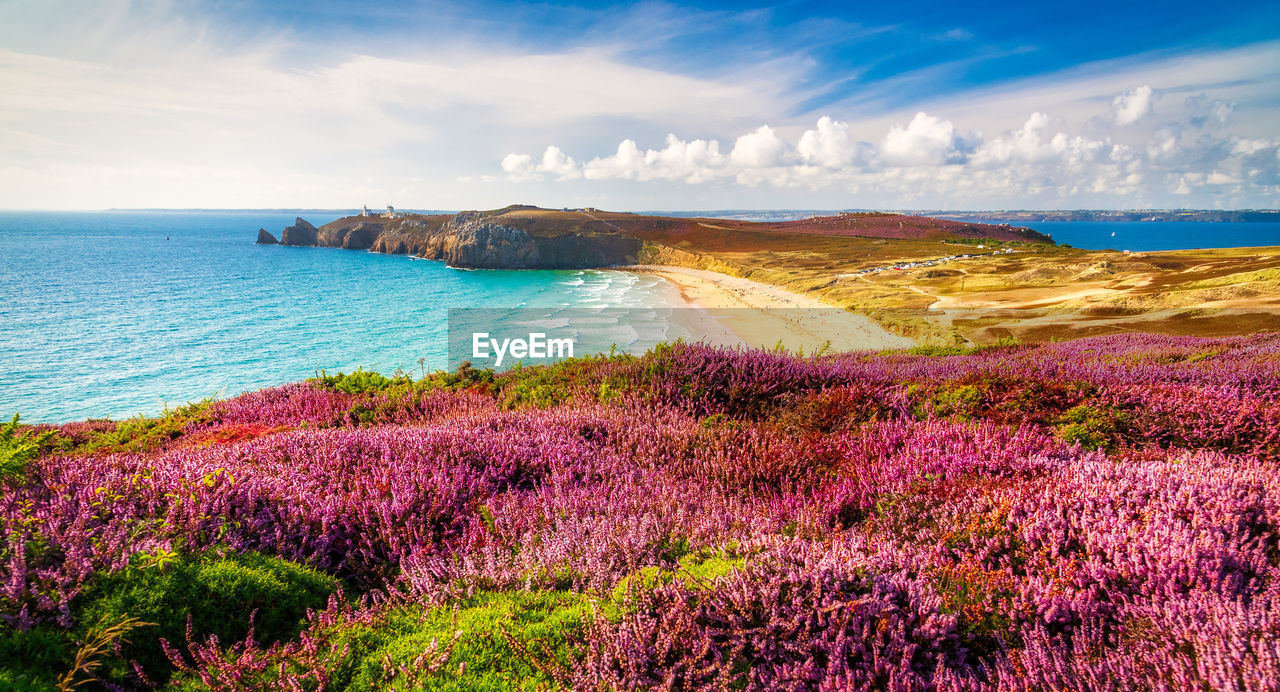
[255,205,1280,343]
[254,205,1052,269]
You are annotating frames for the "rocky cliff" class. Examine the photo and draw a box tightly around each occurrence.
[279,218,318,246]
[259,206,1049,270]
[266,210,641,269]
[256,228,278,244]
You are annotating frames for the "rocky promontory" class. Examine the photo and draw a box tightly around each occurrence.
[279,217,319,246]
[256,228,278,244]
[263,207,644,269]
[257,205,1052,270]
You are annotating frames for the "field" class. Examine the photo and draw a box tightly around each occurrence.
[616,214,1280,344]
[459,207,1280,344]
[3,333,1280,690]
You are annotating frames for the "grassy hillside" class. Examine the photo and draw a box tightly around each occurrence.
[4,334,1280,689]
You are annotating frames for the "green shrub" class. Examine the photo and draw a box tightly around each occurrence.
[341,591,590,691]
[1054,404,1130,451]
[315,368,404,395]
[496,360,589,410]
[611,553,743,603]
[75,550,338,684]
[0,414,54,485]
[74,399,214,455]
[175,590,595,691]
[0,625,72,691]
[425,360,495,391]
[931,384,985,420]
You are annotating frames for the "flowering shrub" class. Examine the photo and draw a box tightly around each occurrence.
[2,332,1279,689]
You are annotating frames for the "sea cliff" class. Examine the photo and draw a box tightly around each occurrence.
[256,205,1050,270]
[266,207,643,269]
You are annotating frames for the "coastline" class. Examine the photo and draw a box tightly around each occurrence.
[618,264,915,352]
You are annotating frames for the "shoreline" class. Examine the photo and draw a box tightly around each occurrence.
[616,264,914,352]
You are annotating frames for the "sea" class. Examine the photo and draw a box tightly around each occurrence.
[969,220,1280,252]
[1,211,1277,422]
[0,212,681,423]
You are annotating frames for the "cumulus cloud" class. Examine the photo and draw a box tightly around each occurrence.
[501,146,583,181]
[1113,85,1156,125]
[582,135,728,183]
[797,116,868,169]
[501,153,537,181]
[539,146,580,180]
[730,125,790,168]
[501,102,1280,208]
[881,113,973,166]
[1186,94,1236,128]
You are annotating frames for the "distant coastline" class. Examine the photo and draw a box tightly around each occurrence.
[915,209,1280,223]
[102,208,1280,223]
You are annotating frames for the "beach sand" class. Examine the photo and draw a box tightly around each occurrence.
[621,265,914,353]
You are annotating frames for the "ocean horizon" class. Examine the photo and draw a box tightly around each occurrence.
[0,211,683,422]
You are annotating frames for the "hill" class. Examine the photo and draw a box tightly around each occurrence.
[255,205,1053,269]
[254,205,1280,344]
[5,334,1280,689]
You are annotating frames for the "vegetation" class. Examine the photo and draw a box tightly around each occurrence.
[0,414,52,484]
[3,333,1280,689]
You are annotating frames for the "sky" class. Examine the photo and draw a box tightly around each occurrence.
[1,0,1278,210]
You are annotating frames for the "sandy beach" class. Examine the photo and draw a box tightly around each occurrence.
[621,265,914,352]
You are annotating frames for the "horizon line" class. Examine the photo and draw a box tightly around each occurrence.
[0,207,1277,214]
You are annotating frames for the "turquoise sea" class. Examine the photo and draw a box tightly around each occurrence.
[0,212,679,423]
[972,220,1280,251]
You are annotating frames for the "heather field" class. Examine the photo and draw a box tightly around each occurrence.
[4,334,1280,690]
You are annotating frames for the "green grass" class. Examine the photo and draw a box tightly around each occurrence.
[174,590,596,691]
[75,550,338,684]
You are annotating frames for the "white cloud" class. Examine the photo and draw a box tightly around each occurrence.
[501,153,537,181]
[3,1,1280,210]
[538,146,580,180]
[730,125,789,168]
[797,116,867,169]
[0,1,798,208]
[502,99,1280,208]
[881,112,968,166]
[1113,85,1156,125]
[581,136,729,183]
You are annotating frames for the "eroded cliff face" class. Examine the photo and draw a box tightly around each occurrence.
[415,212,541,268]
[279,218,318,246]
[272,211,641,269]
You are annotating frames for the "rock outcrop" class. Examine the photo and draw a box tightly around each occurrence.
[261,205,1054,271]
[342,223,381,250]
[256,228,278,244]
[417,212,542,268]
[279,218,319,246]
[264,211,642,269]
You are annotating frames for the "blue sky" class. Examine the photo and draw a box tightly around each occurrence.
[1,0,1278,209]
